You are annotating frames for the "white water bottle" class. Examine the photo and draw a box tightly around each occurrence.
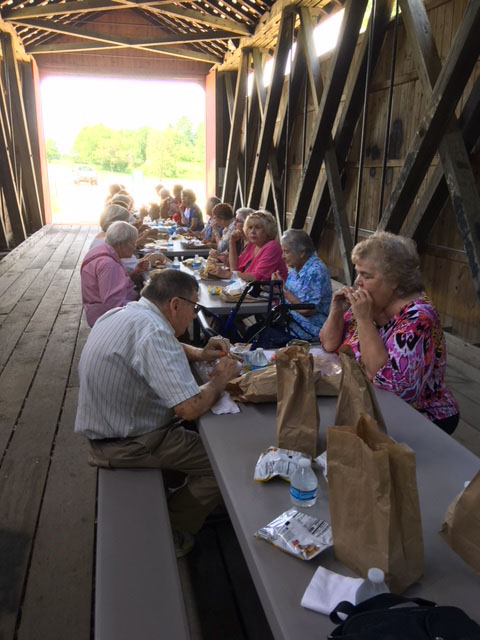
[355,568,389,604]
[172,256,181,270]
[290,458,318,507]
[229,270,239,284]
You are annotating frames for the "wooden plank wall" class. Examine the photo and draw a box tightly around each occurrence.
[253,0,480,344]
[307,0,480,343]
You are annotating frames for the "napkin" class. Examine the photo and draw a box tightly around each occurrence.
[211,391,240,415]
[301,566,363,615]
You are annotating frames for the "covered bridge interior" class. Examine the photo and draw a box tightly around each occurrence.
[0,0,479,638]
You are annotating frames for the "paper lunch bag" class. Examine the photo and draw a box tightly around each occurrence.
[335,346,387,433]
[276,345,319,458]
[327,413,424,593]
[440,470,480,576]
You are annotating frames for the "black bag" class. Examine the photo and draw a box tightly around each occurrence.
[328,593,480,639]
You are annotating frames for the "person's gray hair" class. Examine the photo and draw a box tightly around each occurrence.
[141,269,199,306]
[235,207,254,221]
[351,231,424,297]
[244,210,278,241]
[281,229,315,258]
[111,194,131,209]
[105,221,138,247]
[99,204,130,232]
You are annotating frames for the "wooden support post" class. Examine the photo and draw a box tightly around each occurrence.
[403,75,480,244]
[297,6,353,284]
[1,33,44,234]
[290,0,368,230]
[251,46,283,228]
[222,50,249,205]
[0,64,27,246]
[308,0,395,244]
[379,0,480,296]
[247,8,295,210]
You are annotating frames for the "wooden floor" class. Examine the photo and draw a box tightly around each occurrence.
[0,224,479,640]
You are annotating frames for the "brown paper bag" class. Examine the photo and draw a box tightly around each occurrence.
[276,345,319,457]
[335,345,387,433]
[226,365,340,403]
[327,413,424,593]
[226,366,277,403]
[439,471,480,575]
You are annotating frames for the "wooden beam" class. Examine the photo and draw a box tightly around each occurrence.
[0,33,43,234]
[3,0,178,20]
[156,4,251,36]
[290,0,368,229]
[0,74,27,246]
[222,49,249,203]
[28,29,239,54]
[402,29,480,244]
[296,5,353,284]
[11,17,221,63]
[378,0,480,297]
[308,0,396,244]
[247,7,295,209]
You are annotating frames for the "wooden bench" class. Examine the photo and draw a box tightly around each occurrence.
[95,468,190,640]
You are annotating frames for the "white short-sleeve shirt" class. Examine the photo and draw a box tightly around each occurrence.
[75,297,200,439]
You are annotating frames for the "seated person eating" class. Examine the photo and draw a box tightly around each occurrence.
[81,221,148,327]
[272,229,332,340]
[319,231,459,434]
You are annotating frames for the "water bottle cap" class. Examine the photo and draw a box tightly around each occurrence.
[367,568,385,583]
[298,458,310,468]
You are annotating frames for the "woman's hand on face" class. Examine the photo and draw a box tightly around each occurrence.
[231,230,242,243]
[331,287,354,314]
[346,288,374,322]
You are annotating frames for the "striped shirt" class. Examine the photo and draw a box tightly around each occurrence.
[75,297,200,439]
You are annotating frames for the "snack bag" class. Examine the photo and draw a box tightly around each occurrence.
[255,509,333,560]
[253,446,309,482]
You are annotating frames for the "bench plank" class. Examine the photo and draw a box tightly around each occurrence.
[96,468,190,640]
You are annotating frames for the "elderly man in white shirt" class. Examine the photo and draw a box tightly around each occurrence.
[75,269,238,556]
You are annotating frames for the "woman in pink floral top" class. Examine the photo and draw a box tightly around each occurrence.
[320,232,459,433]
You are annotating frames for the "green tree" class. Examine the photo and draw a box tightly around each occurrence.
[46,138,60,161]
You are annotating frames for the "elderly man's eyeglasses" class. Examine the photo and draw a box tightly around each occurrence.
[177,296,201,313]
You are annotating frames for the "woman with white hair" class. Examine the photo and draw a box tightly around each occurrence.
[81,221,143,327]
[320,231,459,433]
[271,229,332,340]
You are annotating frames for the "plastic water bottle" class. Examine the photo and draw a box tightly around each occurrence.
[355,568,389,604]
[229,270,239,285]
[171,256,181,270]
[250,348,269,370]
[290,458,318,507]
[192,254,201,270]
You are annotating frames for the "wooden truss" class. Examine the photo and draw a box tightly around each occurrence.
[220,0,480,295]
[0,31,45,248]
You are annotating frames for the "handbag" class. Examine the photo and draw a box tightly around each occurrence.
[328,593,480,639]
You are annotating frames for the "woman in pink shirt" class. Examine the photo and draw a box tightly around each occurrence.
[81,221,145,327]
[227,210,287,282]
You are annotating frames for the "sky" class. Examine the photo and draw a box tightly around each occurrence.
[40,76,206,153]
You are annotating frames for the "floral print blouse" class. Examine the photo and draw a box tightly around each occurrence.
[342,295,458,423]
[285,255,332,340]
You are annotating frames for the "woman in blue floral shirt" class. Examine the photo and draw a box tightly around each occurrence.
[272,229,332,340]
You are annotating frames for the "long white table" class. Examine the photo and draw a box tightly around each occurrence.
[198,391,480,639]
[140,239,211,258]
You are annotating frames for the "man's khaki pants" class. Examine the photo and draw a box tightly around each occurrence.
[88,420,221,534]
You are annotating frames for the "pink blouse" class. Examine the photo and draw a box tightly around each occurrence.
[81,243,137,327]
[237,240,287,281]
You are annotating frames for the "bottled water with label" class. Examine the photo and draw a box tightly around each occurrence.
[290,458,318,507]
[355,568,389,604]
[229,270,239,285]
[171,256,181,270]
[192,254,202,270]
